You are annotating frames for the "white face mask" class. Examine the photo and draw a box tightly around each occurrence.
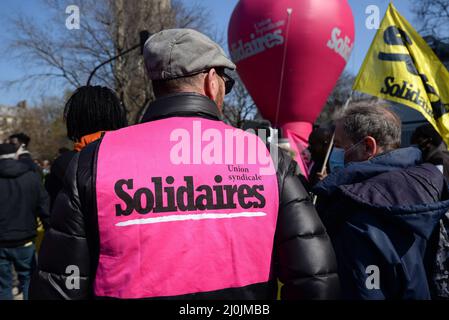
[15,144,26,159]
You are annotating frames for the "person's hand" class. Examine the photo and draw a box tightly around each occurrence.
[316,168,328,181]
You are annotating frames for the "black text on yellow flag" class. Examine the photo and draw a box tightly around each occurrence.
[353,3,449,145]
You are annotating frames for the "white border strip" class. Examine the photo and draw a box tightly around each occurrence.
[115,212,267,227]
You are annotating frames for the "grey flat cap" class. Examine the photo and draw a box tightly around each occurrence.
[144,28,236,80]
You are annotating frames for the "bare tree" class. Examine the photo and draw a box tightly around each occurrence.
[315,72,378,125]
[8,97,71,160]
[222,74,257,128]
[3,0,211,123]
[412,0,449,42]
[113,0,175,121]
[315,72,355,125]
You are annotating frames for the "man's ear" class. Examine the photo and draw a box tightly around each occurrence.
[204,68,219,101]
[364,136,378,159]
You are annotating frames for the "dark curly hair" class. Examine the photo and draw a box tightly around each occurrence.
[64,86,128,142]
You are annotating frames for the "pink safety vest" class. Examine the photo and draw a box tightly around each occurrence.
[94,117,279,298]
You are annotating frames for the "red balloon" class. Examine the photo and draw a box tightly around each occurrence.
[228,0,354,176]
[228,0,355,127]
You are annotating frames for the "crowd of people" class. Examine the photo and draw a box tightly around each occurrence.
[1,28,448,300]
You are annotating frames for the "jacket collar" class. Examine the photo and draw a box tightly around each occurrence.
[74,131,105,152]
[141,93,221,123]
[313,147,423,196]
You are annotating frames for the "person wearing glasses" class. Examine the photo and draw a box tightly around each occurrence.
[30,29,339,300]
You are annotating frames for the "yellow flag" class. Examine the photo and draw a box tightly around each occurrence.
[353,3,449,145]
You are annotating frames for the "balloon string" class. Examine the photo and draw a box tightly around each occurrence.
[274,8,293,129]
[312,92,353,205]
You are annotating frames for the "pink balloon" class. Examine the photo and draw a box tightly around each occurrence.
[228,0,354,176]
[228,0,355,127]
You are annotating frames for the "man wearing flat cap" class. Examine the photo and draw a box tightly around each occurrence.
[30,29,339,300]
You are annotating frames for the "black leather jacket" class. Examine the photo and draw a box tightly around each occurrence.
[29,93,339,300]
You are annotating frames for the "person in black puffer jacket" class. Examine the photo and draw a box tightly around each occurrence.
[29,29,339,300]
[0,144,50,300]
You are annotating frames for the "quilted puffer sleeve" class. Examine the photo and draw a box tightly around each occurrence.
[29,152,92,300]
[274,151,340,299]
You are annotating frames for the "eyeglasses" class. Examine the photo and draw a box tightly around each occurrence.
[216,69,235,95]
[199,68,235,95]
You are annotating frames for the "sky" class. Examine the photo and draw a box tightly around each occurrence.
[0,0,417,106]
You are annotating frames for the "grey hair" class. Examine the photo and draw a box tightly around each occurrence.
[334,100,402,151]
